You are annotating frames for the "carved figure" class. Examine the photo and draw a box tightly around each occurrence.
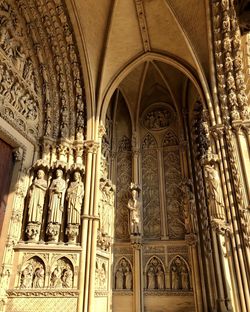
[48,169,66,224]
[27,169,47,224]
[147,266,156,289]
[156,266,164,289]
[20,263,33,288]
[115,268,124,289]
[62,268,73,288]
[66,172,84,225]
[50,266,62,288]
[171,266,178,290]
[33,266,45,288]
[181,266,189,290]
[127,183,141,235]
[204,164,225,220]
[125,267,132,290]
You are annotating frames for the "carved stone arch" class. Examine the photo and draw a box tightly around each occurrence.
[162,130,179,147]
[141,133,157,149]
[114,256,133,273]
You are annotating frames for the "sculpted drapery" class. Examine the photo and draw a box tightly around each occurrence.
[48,169,66,225]
[27,169,47,224]
[66,172,84,225]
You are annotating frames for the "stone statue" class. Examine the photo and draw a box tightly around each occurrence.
[147,266,156,289]
[171,266,178,290]
[180,266,189,290]
[156,266,164,289]
[62,268,73,288]
[50,266,62,288]
[66,172,84,225]
[127,183,141,235]
[20,263,34,288]
[27,169,47,224]
[115,268,124,289]
[125,267,132,290]
[33,266,45,288]
[48,169,66,224]
[204,164,225,220]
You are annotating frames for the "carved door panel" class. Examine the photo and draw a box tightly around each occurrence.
[0,138,14,233]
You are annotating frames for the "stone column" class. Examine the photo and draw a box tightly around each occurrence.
[77,140,99,312]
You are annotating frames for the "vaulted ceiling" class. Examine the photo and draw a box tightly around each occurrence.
[68,0,211,112]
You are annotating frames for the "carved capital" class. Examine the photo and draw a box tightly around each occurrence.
[211,220,232,236]
[98,125,106,138]
[84,141,99,154]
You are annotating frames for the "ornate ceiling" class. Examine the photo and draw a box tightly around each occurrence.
[67,0,211,113]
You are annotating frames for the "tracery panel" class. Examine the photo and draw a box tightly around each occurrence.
[141,133,161,239]
[115,136,132,240]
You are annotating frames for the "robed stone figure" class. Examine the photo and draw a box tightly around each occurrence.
[48,169,66,224]
[127,183,141,235]
[27,169,47,224]
[66,172,84,225]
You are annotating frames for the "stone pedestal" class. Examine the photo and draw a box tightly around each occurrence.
[46,223,60,242]
[25,222,41,242]
[66,224,79,244]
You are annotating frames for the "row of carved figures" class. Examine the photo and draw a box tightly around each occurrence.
[19,256,75,289]
[24,167,84,244]
[114,256,190,291]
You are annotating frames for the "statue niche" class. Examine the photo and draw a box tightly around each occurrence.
[170,256,190,291]
[19,257,45,289]
[127,183,142,236]
[146,256,165,290]
[114,258,133,290]
[50,257,74,289]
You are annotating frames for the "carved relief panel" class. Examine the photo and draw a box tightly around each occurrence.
[114,258,133,291]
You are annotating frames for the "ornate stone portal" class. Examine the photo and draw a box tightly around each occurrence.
[0,1,250,312]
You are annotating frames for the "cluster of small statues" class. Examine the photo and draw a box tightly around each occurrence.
[20,261,73,289]
[25,168,84,243]
[115,259,133,290]
[0,64,37,121]
[170,257,189,290]
[143,108,172,130]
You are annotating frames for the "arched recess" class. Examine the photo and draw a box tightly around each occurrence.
[98,52,214,129]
